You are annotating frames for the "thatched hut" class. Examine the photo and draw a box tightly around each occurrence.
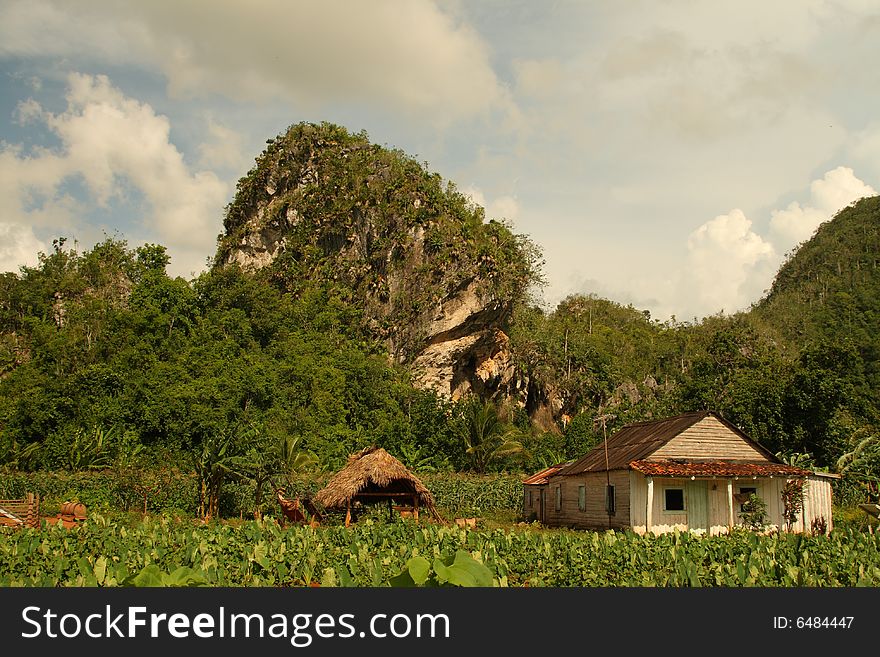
[315,447,442,525]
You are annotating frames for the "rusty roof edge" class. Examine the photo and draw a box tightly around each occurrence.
[628,459,813,477]
[522,461,572,485]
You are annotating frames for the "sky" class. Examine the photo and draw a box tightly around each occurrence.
[1,0,879,322]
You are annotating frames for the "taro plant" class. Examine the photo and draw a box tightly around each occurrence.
[389,550,496,587]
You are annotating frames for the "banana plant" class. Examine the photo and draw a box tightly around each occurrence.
[237,426,318,518]
[193,430,244,519]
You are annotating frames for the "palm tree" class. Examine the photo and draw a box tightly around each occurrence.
[461,400,524,473]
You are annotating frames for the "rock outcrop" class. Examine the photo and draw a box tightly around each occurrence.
[216,122,541,409]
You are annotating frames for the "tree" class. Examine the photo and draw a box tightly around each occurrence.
[458,399,524,473]
[781,479,806,532]
[237,426,317,518]
[740,494,768,531]
[836,428,880,503]
[193,429,245,520]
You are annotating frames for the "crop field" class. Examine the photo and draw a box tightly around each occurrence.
[2,516,879,587]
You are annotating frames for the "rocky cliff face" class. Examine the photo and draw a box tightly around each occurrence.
[216,122,543,412]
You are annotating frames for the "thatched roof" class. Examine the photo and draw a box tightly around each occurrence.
[315,447,440,518]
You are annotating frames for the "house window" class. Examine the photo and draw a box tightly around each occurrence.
[528,490,533,507]
[738,486,758,512]
[578,485,586,512]
[555,485,562,511]
[605,484,615,515]
[664,488,685,512]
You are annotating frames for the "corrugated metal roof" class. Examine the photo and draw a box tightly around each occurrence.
[629,460,811,478]
[557,411,713,476]
[523,462,571,485]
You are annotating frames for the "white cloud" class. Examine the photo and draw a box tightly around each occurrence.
[0,222,46,273]
[462,186,520,222]
[658,166,877,319]
[769,166,876,248]
[685,209,777,317]
[0,73,229,276]
[0,0,510,127]
[14,98,44,125]
[197,118,248,172]
[513,58,565,98]
[810,166,876,214]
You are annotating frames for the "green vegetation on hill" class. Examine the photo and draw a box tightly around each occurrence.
[0,238,472,476]
[507,197,880,501]
[218,122,542,360]
[756,195,880,388]
[0,122,877,510]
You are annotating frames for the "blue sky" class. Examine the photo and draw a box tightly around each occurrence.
[1,0,878,321]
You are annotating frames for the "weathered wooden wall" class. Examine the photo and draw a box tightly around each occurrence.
[543,470,631,530]
[786,475,834,534]
[649,415,772,462]
[522,485,543,521]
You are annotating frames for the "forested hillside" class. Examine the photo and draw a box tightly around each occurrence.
[0,238,464,472]
[0,124,877,507]
[755,195,880,389]
[507,196,880,499]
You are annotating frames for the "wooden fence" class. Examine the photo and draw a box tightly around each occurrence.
[0,493,40,528]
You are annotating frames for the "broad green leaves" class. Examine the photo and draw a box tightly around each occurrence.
[2,518,879,588]
[389,551,495,587]
[122,564,208,587]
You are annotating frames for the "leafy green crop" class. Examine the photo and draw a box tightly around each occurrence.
[2,517,878,587]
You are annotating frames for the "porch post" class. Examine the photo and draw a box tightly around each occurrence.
[413,494,419,523]
[345,499,351,528]
[646,477,654,535]
[726,479,734,532]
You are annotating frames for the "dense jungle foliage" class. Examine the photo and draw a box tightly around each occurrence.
[1,124,878,513]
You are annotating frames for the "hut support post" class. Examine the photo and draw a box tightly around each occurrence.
[646,477,653,535]
[25,493,35,528]
[726,479,734,532]
[345,499,351,528]
[413,494,419,523]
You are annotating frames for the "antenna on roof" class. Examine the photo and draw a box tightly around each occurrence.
[594,413,617,529]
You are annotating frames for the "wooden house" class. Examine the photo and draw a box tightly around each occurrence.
[522,462,570,524]
[523,411,836,535]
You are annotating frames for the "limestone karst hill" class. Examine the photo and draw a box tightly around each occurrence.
[215,122,551,423]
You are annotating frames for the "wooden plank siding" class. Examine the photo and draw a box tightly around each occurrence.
[630,471,647,533]
[648,415,772,462]
[544,470,631,530]
[522,485,544,522]
[780,475,834,534]
[802,476,834,534]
